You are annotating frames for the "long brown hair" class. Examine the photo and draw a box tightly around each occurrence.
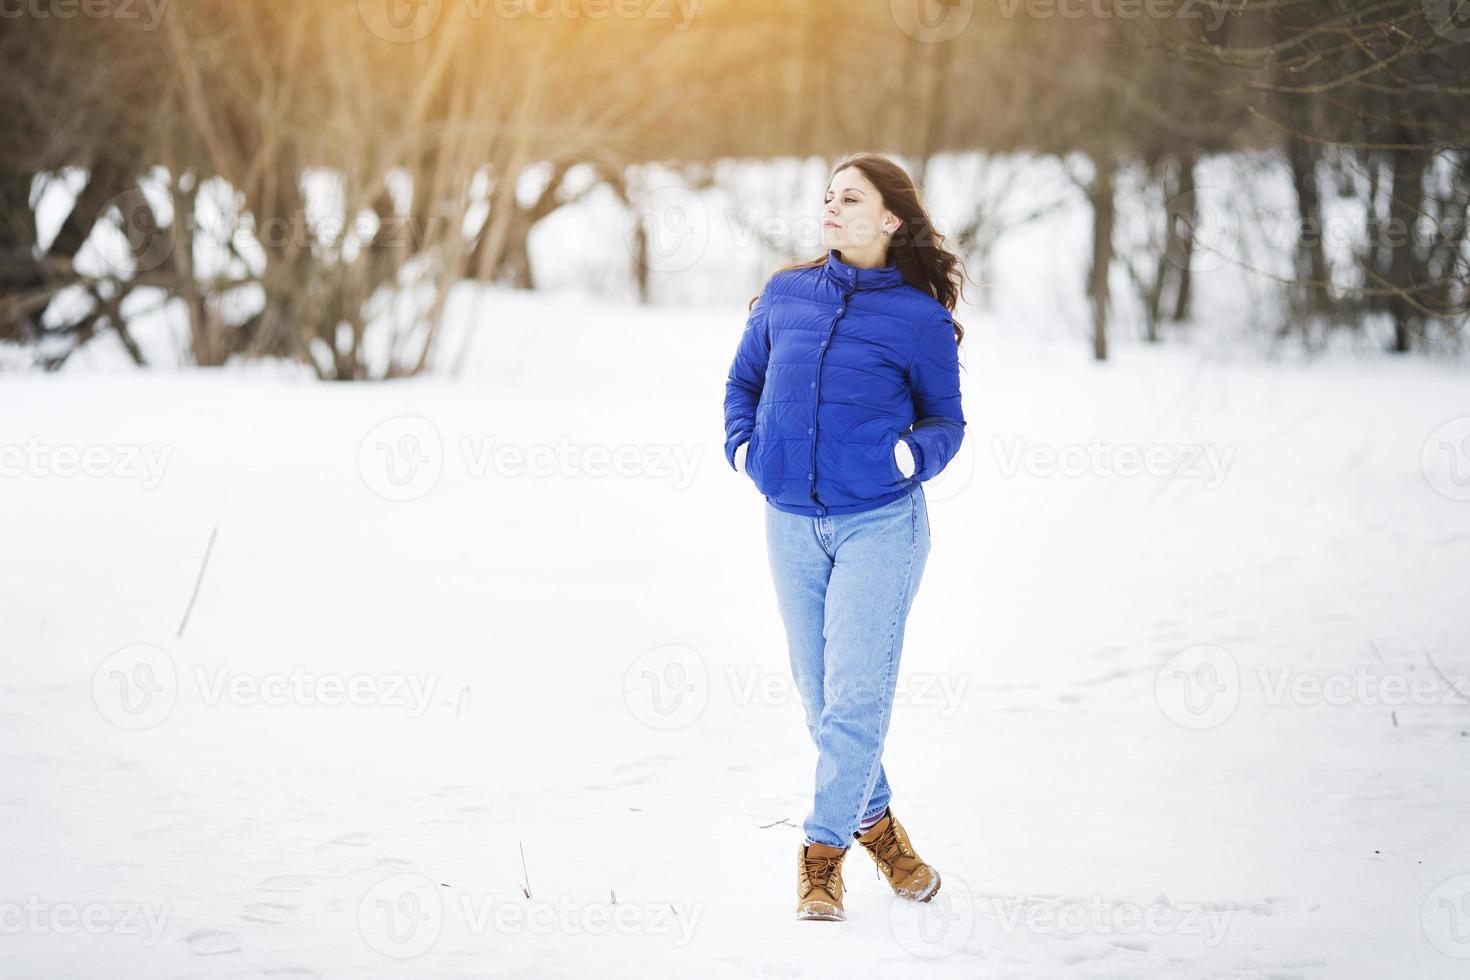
[750,152,969,347]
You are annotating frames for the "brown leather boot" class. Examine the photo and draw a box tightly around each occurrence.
[854,808,941,902]
[796,841,848,921]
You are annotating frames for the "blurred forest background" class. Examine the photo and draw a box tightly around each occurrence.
[1,0,1467,377]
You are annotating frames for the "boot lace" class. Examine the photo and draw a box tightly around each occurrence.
[863,821,912,874]
[802,852,847,896]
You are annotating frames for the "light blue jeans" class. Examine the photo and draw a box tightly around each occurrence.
[764,482,931,848]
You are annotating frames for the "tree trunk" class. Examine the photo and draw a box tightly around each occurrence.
[1284,99,1329,319]
[1386,136,1427,353]
[1089,154,1116,362]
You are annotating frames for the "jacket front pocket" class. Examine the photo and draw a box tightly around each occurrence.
[745,428,764,488]
[885,430,906,484]
[837,435,905,497]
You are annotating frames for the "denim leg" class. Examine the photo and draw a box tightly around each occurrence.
[766,500,899,844]
[806,487,930,847]
[764,502,831,745]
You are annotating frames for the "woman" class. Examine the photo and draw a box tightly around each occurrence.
[722,152,968,922]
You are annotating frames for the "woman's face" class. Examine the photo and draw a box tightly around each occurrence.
[821,166,899,252]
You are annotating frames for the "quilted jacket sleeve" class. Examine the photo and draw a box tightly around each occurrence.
[722,284,772,471]
[900,309,966,482]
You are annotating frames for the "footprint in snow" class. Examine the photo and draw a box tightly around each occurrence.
[1059,944,1112,965]
[422,816,467,830]
[259,875,315,893]
[183,929,242,956]
[374,857,415,871]
[1109,936,1150,952]
[240,903,298,924]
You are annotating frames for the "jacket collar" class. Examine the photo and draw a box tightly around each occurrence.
[824,249,904,291]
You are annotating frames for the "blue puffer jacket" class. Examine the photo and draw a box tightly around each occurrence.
[723,248,966,516]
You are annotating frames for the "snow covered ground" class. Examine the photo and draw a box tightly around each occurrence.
[3,282,1469,979]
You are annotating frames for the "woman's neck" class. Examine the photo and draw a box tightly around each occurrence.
[837,246,890,270]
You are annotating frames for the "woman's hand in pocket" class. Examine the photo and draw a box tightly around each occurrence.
[894,438,916,479]
[735,439,749,474]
